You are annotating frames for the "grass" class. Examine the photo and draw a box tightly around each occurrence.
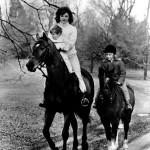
[127,69,150,80]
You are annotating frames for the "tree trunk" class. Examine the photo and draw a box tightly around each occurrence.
[144,0,150,80]
[144,63,147,80]
[90,52,94,73]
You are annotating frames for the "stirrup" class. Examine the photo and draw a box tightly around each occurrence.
[81,97,89,107]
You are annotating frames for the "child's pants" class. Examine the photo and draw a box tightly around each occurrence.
[68,53,86,93]
[120,80,130,103]
[60,52,73,73]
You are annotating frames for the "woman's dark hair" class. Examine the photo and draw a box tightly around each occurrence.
[55,6,73,24]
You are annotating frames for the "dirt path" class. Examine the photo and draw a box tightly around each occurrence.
[127,79,150,115]
[129,132,150,150]
[126,79,150,150]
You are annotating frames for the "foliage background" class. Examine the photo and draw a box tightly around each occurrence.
[0,0,150,78]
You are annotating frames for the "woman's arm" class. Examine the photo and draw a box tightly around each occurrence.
[64,27,77,51]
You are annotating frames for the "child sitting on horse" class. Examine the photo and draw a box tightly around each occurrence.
[93,45,132,110]
[48,24,73,73]
[39,10,89,107]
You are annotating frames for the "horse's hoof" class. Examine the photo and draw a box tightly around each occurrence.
[123,147,128,150]
[123,139,128,150]
[82,142,88,150]
[108,146,118,150]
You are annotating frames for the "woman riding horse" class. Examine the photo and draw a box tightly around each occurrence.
[26,32,94,150]
[38,6,89,107]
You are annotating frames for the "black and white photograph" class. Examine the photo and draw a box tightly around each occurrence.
[0,0,150,150]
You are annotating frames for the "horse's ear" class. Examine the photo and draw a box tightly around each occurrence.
[43,32,48,41]
[36,33,40,40]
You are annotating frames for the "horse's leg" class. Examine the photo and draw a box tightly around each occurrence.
[81,117,89,150]
[70,114,78,150]
[110,120,119,150]
[123,115,131,150]
[102,120,111,150]
[43,110,58,150]
[62,112,72,150]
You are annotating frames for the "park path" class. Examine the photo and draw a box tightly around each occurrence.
[127,79,150,150]
[129,132,150,150]
[127,79,150,115]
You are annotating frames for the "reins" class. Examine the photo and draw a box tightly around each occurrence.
[32,39,67,79]
[103,73,117,103]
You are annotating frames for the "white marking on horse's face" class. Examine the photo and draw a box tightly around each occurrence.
[36,43,40,48]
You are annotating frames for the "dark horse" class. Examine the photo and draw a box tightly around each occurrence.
[96,64,135,150]
[26,33,94,150]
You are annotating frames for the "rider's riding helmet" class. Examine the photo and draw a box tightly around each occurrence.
[103,45,116,54]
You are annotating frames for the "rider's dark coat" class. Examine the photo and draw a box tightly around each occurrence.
[100,58,126,85]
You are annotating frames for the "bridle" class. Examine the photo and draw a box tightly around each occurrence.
[30,39,65,78]
[103,74,116,103]
[28,41,50,78]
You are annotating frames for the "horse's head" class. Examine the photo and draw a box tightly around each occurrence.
[26,32,55,72]
[99,62,115,100]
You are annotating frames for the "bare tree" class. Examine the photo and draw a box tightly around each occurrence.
[89,0,150,78]
[143,0,150,80]
[0,0,66,69]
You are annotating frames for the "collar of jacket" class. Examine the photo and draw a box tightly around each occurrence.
[103,58,121,62]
